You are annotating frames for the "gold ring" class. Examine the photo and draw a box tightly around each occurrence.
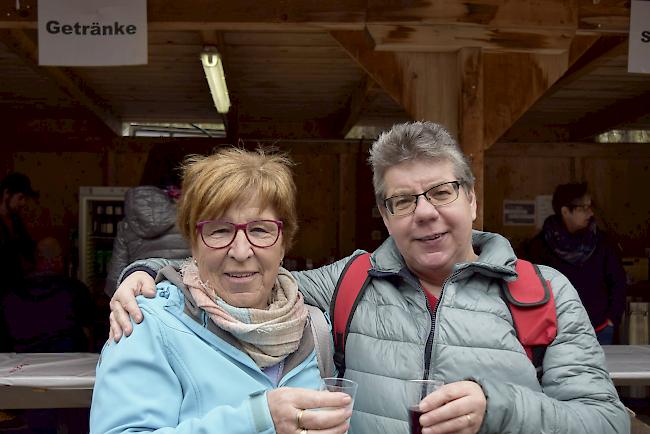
[296,409,305,429]
[466,414,472,423]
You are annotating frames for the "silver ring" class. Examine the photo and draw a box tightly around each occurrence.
[296,409,305,429]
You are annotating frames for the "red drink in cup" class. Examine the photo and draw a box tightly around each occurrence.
[405,379,444,434]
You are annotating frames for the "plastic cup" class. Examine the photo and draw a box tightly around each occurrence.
[320,377,358,433]
[406,379,444,434]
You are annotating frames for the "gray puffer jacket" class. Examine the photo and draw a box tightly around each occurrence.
[122,230,629,433]
[294,231,628,434]
[105,186,190,296]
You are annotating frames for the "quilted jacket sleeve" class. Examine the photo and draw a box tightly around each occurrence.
[113,258,183,296]
[104,222,131,297]
[476,266,630,434]
[291,251,364,312]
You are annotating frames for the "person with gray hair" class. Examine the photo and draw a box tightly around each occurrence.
[106,121,629,434]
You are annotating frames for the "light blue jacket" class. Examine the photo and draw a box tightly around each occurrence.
[90,270,323,434]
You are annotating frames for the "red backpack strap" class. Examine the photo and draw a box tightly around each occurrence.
[331,252,372,377]
[503,259,557,378]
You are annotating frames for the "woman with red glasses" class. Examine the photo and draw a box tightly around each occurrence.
[90,148,351,434]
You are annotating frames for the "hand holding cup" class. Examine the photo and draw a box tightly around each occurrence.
[320,377,358,433]
[406,379,444,434]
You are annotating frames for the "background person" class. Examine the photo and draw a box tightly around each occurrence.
[0,172,38,294]
[90,148,351,434]
[525,182,627,345]
[0,236,94,434]
[108,122,629,434]
[1,236,94,352]
[104,184,190,295]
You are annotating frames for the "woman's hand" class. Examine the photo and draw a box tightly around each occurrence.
[109,271,157,341]
[418,380,486,434]
[268,387,352,434]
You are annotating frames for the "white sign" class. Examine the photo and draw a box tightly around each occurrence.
[628,0,650,73]
[503,200,535,226]
[535,195,553,229]
[38,0,147,66]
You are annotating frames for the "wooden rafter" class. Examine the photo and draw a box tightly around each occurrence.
[482,50,576,147]
[331,30,460,136]
[329,29,404,107]
[543,35,628,96]
[458,47,484,228]
[0,0,630,35]
[568,90,650,141]
[0,29,122,136]
[339,76,375,137]
[577,0,630,34]
[480,31,626,148]
[366,24,575,54]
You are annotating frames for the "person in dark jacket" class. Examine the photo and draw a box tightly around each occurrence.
[0,237,93,434]
[0,172,38,293]
[1,236,94,352]
[104,185,191,295]
[525,182,627,345]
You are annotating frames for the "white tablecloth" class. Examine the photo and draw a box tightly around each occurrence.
[0,346,648,409]
[602,345,650,386]
[0,353,98,409]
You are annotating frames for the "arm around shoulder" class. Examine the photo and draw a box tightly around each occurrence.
[291,250,367,311]
[116,257,184,289]
[104,226,129,297]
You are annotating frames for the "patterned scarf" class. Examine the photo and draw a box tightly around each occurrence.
[181,260,308,368]
[542,214,598,265]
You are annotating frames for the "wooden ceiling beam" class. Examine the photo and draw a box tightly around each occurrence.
[494,34,627,141]
[367,0,576,28]
[331,29,459,136]
[339,76,375,137]
[541,34,628,96]
[497,34,627,142]
[483,51,573,147]
[0,0,366,31]
[0,0,629,34]
[567,91,650,141]
[367,0,628,34]
[577,0,630,35]
[0,29,122,136]
[458,47,484,228]
[366,24,574,54]
[329,30,404,109]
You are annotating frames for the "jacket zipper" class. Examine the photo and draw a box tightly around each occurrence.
[422,268,464,381]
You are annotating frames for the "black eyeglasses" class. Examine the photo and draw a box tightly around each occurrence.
[196,219,283,249]
[571,203,593,212]
[383,181,462,216]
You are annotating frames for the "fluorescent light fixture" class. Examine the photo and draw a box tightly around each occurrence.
[201,46,230,114]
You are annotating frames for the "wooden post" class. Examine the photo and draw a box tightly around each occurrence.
[458,48,484,229]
